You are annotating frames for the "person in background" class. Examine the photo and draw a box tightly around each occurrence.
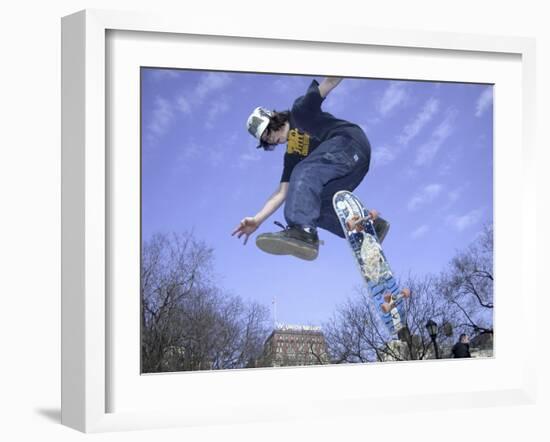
[452,334,472,358]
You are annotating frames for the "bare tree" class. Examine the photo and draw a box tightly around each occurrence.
[141,232,270,373]
[141,232,212,372]
[437,224,493,338]
[323,286,409,363]
[323,225,494,362]
[400,275,457,359]
[323,276,454,363]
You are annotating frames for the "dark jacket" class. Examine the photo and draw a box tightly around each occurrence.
[451,342,471,358]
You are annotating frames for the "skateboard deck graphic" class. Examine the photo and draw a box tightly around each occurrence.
[333,190,409,337]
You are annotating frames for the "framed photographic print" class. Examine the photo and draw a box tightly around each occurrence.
[61,9,537,433]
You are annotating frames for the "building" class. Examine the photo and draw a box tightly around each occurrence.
[258,324,331,367]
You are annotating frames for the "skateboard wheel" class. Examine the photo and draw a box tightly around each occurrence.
[345,215,360,231]
[381,303,392,314]
[402,288,411,298]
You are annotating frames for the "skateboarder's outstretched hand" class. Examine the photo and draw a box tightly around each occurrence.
[232,217,260,245]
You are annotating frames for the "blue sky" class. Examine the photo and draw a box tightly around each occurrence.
[141,68,493,327]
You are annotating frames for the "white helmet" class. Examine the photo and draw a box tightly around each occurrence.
[246,107,273,147]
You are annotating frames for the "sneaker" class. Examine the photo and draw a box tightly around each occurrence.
[373,217,390,244]
[256,222,319,261]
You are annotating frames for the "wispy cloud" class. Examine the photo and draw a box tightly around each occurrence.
[323,78,362,114]
[237,151,262,169]
[445,187,464,208]
[145,71,233,147]
[436,184,468,213]
[398,98,440,145]
[195,72,233,102]
[145,94,193,149]
[231,188,244,202]
[234,137,264,169]
[209,150,224,167]
[172,141,202,174]
[408,183,443,211]
[475,88,493,117]
[370,96,438,168]
[447,187,463,205]
[378,82,408,117]
[176,95,192,114]
[474,134,490,150]
[148,69,181,82]
[447,208,483,231]
[411,225,429,239]
[437,147,464,176]
[273,76,309,97]
[372,145,397,167]
[415,108,458,166]
[180,141,201,160]
[209,132,238,167]
[148,96,175,137]
[205,96,230,129]
[363,116,381,128]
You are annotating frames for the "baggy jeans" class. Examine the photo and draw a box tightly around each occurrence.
[284,133,371,238]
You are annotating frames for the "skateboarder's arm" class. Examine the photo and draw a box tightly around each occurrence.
[318,77,343,98]
[232,183,288,244]
[254,182,289,224]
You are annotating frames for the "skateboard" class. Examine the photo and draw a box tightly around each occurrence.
[333,190,410,338]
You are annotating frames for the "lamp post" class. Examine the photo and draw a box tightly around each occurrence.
[426,319,440,359]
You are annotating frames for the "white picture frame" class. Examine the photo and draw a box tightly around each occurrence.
[61,9,538,433]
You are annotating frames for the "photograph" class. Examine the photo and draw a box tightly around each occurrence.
[140,68,494,374]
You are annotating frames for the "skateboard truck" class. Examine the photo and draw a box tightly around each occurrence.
[345,211,389,244]
[381,288,411,314]
[345,211,377,232]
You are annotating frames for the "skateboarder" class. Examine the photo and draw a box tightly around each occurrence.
[232,77,388,260]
